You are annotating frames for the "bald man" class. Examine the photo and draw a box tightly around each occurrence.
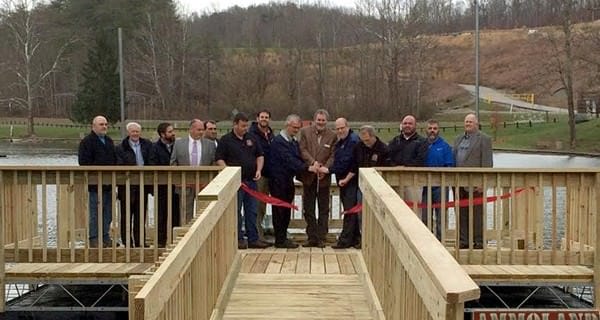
[170,119,216,224]
[78,115,117,248]
[453,113,493,249]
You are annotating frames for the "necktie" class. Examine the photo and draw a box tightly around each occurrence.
[191,140,198,166]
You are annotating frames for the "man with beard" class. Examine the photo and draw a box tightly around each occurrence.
[203,120,218,147]
[387,114,428,202]
[149,122,180,247]
[299,109,337,248]
[453,113,493,249]
[115,122,152,247]
[216,112,269,249]
[248,109,274,243]
[421,119,454,241]
[327,118,360,249]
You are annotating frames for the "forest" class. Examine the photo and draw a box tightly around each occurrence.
[1,0,599,136]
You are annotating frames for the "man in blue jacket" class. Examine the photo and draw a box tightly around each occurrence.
[78,115,116,248]
[268,114,318,248]
[421,119,455,241]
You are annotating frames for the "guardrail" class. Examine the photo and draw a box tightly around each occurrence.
[360,168,480,319]
[129,167,240,320]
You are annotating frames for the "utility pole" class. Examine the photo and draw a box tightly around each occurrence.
[118,27,126,139]
[475,0,480,121]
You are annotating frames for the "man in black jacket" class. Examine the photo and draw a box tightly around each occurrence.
[78,115,117,248]
[387,115,428,203]
[149,122,179,247]
[115,122,152,247]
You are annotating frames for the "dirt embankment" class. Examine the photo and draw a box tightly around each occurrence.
[430,21,600,108]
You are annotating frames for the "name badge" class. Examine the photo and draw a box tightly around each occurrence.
[324,144,331,148]
[371,154,378,162]
[246,140,253,147]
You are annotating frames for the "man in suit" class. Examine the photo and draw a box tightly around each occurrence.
[299,109,337,247]
[170,119,216,224]
[78,115,116,248]
[148,122,180,247]
[115,122,152,247]
[453,113,493,249]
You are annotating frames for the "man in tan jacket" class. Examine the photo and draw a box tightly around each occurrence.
[299,109,337,247]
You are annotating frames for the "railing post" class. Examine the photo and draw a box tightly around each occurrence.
[595,173,600,308]
[0,171,5,313]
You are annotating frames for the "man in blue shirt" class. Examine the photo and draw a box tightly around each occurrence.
[421,119,454,241]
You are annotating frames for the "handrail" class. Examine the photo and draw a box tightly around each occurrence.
[131,167,240,320]
[360,168,479,319]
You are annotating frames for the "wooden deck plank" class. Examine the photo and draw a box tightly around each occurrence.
[240,253,259,273]
[463,264,594,283]
[249,253,272,274]
[280,253,298,274]
[310,253,325,274]
[265,253,285,274]
[5,262,152,280]
[324,254,340,274]
[337,254,356,274]
[296,252,311,274]
[222,273,375,319]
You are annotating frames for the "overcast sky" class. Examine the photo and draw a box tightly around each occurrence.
[177,0,356,14]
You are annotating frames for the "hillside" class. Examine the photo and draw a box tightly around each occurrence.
[431,21,600,109]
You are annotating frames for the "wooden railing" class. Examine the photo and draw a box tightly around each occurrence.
[378,168,600,265]
[360,168,480,319]
[0,166,220,264]
[129,167,240,320]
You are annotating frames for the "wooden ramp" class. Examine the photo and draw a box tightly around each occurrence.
[218,248,383,320]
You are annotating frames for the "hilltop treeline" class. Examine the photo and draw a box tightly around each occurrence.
[0,0,597,129]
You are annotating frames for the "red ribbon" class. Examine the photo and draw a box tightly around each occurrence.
[342,187,531,215]
[240,182,299,210]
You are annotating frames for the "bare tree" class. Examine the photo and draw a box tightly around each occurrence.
[1,0,73,136]
[542,0,577,148]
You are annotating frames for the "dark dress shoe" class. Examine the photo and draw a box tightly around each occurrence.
[274,240,299,248]
[353,243,361,249]
[248,241,270,249]
[238,240,248,249]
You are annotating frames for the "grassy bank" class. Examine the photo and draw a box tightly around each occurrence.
[1,116,599,154]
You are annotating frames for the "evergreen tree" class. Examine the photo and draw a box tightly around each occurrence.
[71,33,120,124]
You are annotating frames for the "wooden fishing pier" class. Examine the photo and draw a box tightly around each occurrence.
[1,166,599,319]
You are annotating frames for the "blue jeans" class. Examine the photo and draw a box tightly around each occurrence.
[421,187,448,241]
[237,180,258,243]
[89,188,113,245]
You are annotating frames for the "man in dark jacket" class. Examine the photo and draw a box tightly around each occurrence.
[348,125,389,249]
[268,114,318,248]
[248,109,274,243]
[387,114,428,203]
[328,118,360,249]
[115,122,152,247]
[78,115,117,248]
[148,122,179,247]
